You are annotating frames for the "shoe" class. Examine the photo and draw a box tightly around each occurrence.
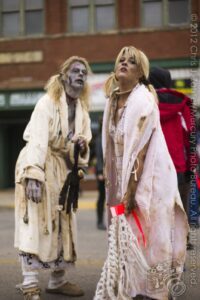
[97,223,106,230]
[168,295,177,300]
[132,296,155,300]
[187,242,194,250]
[20,286,41,300]
[46,281,84,297]
[16,283,23,290]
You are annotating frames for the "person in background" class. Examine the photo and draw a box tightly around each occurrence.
[95,117,106,230]
[14,56,92,300]
[196,111,200,205]
[196,109,200,160]
[94,46,188,300]
[149,66,196,250]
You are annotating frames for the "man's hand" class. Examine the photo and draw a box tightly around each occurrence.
[72,135,87,156]
[25,179,42,203]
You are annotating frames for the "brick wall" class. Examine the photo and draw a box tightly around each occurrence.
[0,0,198,90]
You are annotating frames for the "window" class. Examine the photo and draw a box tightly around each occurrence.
[68,0,115,33]
[143,0,162,27]
[168,0,189,24]
[0,0,44,37]
[1,0,20,36]
[142,0,190,27]
[25,0,44,35]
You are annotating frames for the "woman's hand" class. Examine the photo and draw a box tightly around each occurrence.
[122,193,129,216]
[122,192,137,216]
[25,179,42,203]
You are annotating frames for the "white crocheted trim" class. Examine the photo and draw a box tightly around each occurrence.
[94,215,150,300]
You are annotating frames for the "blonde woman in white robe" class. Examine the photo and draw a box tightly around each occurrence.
[94,47,189,300]
[14,56,92,300]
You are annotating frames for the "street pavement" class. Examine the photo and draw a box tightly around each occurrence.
[0,189,107,300]
[0,189,200,300]
[0,188,98,210]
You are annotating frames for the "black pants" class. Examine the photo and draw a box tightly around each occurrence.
[96,180,105,225]
[177,172,190,218]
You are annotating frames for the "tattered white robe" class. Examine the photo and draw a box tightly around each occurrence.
[14,92,92,263]
[98,84,188,300]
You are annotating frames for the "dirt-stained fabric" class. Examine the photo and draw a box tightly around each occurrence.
[102,84,188,299]
[14,92,92,263]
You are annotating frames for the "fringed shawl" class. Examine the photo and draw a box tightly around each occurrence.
[99,84,188,299]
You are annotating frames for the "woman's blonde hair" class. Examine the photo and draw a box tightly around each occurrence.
[104,46,158,102]
[44,56,92,110]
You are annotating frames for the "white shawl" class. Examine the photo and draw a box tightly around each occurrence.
[99,84,188,299]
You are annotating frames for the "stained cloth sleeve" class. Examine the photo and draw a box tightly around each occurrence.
[122,95,158,195]
[68,109,92,167]
[22,99,50,183]
[123,107,159,224]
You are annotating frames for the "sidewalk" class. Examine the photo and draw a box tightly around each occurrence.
[0,188,98,210]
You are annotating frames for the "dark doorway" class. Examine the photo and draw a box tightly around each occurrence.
[0,110,31,188]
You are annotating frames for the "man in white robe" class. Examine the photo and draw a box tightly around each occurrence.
[14,56,92,300]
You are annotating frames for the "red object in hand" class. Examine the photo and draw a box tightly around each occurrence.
[110,203,146,247]
[110,203,125,216]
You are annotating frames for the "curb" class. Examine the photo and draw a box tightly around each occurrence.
[0,200,97,210]
[0,190,98,210]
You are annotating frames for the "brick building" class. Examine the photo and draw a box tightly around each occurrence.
[0,0,199,188]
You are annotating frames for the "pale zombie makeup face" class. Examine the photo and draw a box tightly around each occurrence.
[66,62,88,90]
[115,53,140,84]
